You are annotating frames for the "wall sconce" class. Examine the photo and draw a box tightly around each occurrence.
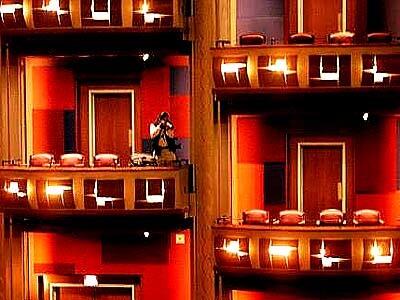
[268,240,297,268]
[139,1,164,24]
[90,0,110,21]
[4,181,26,198]
[363,55,390,84]
[83,275,98,287]
[264,57,296,85]
[220,239,248,258]
[0,3,23,22]
[90,180,120,207]
[312,240,348,268]
[220,61,246,82]
[368,239,393,264]
[320,56,340,81]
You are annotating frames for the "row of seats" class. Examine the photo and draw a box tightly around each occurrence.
[242,208,384,226]
[238,32,393,45]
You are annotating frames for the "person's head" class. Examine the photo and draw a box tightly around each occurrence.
[159,111,170,121]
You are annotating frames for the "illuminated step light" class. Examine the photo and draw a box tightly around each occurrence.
[363,55,391,84]
[139,1,162,24]
[368,239,393,264]
[220,239,248,257]
[90,0,110,21]
[46,185,71,196]
[95,196,116,206]
[362,112,369,121]
[144,231,150,238]
[83,275,98,287]
[145,180,164,203]
[4,181,26,198]
[269,241,297,268]
[41,0,69,24]
[220,61,246,82]
[263,57,296,85]
[311,240,349,268]
[0,3,23,22]
[320,56,340,81]
[269,245,297,257]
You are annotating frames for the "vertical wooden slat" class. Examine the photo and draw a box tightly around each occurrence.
[124,177,135,209]
[23,0,34,29]
[70,0,81,28]
[11,221,23,300]
[297,53,309,87]
[298,237,310,270]
[27,179,37,209]
[247,55,259,88]
[121,0,133,27]
[249,237,260,268]
[352,238,363,270]
[73,178,84,209]
[173,0,183,28]
[351,52,362,87]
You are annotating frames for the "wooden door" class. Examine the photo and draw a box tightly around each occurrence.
[94,93,132,166]
[303,0,342,43]
[302,146,342,221]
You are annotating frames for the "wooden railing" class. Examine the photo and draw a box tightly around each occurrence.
[0,166,191,213]
[213,224,400,274]
[212,44,400,89]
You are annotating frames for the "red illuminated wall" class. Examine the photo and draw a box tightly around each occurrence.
[234,115,400,224]
[32,65,75,158]
[140,55,190,140]
[31,55,190,158]
[235,116,286,218]
[31,230,191,300]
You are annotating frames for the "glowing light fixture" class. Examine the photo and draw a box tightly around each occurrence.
[363,55,390,84]
[368,239,393,264]
[221,239,248,257]
[264,57,296,85]
[311,240,348,268]
[268,241,297,268]
[0,3,23,22]
[144,231,150,238]
[90,0,110,21]
[320,56,340,81]
[145,179,165,203]
[220,61,246,82]
[142,53,150,62]
[362,112,369,121]
[140,1,162,24]
[4,181,26,198]
[83,275,98,287]
[46,185,71,196]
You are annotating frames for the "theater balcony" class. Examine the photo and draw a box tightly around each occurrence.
[0,164,193,218]
[212,44,400,114]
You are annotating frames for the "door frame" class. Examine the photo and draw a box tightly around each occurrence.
[297,142,346,212]
[88,89,135,166]
[49,283,135,300]
[297,0,347,33]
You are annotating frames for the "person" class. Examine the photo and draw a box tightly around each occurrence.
[150,112,180,164]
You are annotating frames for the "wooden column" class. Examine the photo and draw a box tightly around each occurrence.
[0,44,25,162]
[0,213,6,300]
[193,0,218,298]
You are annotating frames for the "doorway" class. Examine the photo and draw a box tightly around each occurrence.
[289,139,352,222]
[88,90,135,166]
[50,284,135,300]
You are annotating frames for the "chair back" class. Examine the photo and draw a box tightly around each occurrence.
[60,153,85,167]
[242,209,269,225]
[94,153,120,167]
[29,153,54,167]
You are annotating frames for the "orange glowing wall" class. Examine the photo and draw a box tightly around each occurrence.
[30,55,190,158]
[234,115,400,224]
[234,116,286,219]
[31,230,191,300]
[32,65,75,159]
